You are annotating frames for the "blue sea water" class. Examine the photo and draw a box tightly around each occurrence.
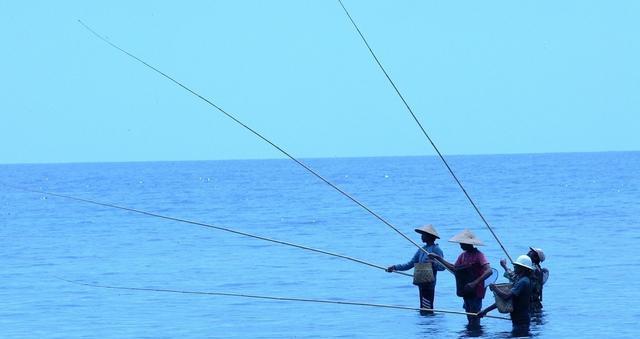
[1,152,639,338]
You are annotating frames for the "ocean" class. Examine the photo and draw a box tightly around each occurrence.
[1,152,638,338]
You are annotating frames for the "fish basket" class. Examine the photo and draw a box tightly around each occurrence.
[413,263,435,285]
[492,283,514,313]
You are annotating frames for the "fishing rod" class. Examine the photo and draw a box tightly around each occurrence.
[58,277,510,320]
[76,20,429,256]
[3,183,410,277]
[337,0,514,264]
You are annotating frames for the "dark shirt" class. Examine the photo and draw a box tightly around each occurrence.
[505,264,545,312]
[510,275,532,325]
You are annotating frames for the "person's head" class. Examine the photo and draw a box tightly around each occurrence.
[421,232,437,245]
[460,243,475,251]
[513,255,533,276]
[515,265,529,276]
[414,224,440,245]
[528,247,545,265]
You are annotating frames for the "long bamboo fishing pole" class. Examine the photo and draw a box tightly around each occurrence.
[58,278,510,320]
[76,20,429,256]
[337,0,514,264]
[3,183,410,277]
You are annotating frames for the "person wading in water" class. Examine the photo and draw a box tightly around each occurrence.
[429,229,492,328]
[386,224,445,314]
[478,254,534,336]
[501,247,547,314]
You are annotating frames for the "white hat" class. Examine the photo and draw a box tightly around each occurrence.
[448,229,484,246]
[414,224,440,239]
[514,255,533,270]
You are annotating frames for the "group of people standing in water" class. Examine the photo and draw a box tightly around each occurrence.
[386,224,548,336]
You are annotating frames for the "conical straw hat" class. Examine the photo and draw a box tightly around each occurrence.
[448,229,485,246]
[414,224,440,239]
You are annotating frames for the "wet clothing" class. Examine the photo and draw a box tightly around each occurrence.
[463,297,483,327]
[454,248,490,299]
[505,262,544,312]
[418,284,435,313]
[510,274,533,332]
[393,244,444,311]
[512,323,530,337]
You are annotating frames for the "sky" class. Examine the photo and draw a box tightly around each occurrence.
[1,0,638,164]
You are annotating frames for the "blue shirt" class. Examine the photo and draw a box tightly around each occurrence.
[394,243,445,276]
[510,275,532,325]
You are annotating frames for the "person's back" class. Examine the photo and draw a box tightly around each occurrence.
[528,247,547,313]
[530,263,544,312]
[511,274,533,333]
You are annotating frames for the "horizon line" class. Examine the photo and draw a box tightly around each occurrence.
[0,149,637,166]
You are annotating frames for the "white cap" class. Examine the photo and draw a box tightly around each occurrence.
[514,255,533,270]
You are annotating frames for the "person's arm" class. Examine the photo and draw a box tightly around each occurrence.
[477,303,497,318]
[428,253,456,272]
[387,249,419,272]
[431,247,446,271]
[501,258,516,282]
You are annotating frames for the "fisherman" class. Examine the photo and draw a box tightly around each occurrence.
[500,247,547,313]
[386,224,445,314]
[428,229,492,328]
[478,254,534,336]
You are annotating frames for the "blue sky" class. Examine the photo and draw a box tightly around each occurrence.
[1,1,638,164]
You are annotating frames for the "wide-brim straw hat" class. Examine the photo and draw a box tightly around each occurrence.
[448,229,485,246]
[414,224,440,239]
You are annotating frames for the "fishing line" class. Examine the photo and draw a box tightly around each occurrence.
[337,0,514,264]
[76,20,427,255]
[3,183,410,277]
[57,277,509,320]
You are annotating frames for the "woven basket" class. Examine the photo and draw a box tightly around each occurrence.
[413,263,435,285]
[492,283,514,313]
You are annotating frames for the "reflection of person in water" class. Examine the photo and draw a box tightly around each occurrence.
[428,229,492,328]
